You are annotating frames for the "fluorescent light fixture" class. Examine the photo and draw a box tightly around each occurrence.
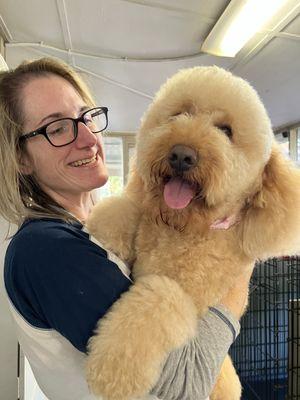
[201,0,289,57]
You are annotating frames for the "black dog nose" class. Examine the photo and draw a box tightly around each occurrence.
[168,145,197,172]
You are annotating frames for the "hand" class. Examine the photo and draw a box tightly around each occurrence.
[219,266,254,320]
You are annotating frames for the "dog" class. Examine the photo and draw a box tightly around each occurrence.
[85,66,300,400]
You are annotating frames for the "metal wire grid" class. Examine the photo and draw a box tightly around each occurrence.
[230,257,300,400]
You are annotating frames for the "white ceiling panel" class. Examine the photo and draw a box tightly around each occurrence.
[235,37,300,129]
[73,52,233,96]
[122,0,230,18]
[0,0,65,47]
[65,0,217,57]
[6,45,69,69]
[91,76,151,132]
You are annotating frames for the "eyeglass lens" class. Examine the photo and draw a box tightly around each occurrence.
[45,108,107,146]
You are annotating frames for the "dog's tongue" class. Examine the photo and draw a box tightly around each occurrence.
[164,177,195,209]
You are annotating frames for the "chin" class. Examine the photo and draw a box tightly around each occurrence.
[94,173,109,190]
[100,174,109,187]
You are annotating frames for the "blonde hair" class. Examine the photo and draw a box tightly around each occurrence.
[0,57,96,228]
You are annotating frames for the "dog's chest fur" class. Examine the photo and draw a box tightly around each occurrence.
[133,218,252,315]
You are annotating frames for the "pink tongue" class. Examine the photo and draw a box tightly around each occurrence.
[164,177,195,209]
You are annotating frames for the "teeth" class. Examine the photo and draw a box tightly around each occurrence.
[71,155,96,167]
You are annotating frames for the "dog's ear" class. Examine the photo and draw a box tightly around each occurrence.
[238,146,300,260]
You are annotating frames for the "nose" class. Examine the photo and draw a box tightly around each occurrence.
[168,144,198,172]
[75,121,98,148]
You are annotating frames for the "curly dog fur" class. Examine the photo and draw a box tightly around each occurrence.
[86,66,300,400]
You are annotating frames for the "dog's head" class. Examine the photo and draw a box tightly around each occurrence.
[131,66,300,258]
[135,67,273,224]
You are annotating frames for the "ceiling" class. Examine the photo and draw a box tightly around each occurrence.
[1,0,300,133]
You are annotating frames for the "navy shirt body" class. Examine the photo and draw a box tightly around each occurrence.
[4,218,132,353]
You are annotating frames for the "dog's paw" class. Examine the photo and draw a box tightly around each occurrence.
[86,346,158,400]
[86,275,198,400]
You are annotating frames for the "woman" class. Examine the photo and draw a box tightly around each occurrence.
[0,57,251,400]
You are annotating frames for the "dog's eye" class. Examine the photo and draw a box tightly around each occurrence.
[170,107,194,119]
[170,112,182,118]
[217,125,233,139]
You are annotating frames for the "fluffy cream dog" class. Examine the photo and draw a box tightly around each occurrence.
[86,66,300,400]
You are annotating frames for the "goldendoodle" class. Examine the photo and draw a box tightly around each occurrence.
[86,66,300,400]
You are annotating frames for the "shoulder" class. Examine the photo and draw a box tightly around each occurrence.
[5,218,130,284]
[10,217,94,240]
[6,218,107,267]
[4,218,131,332]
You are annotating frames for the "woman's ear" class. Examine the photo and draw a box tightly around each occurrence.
[238,145,300,260]
[18,150,34,175]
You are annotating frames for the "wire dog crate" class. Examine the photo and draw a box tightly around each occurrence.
[230,257,300,400]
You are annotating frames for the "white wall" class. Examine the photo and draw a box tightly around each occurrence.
[24,358,48,400]
[0,217,18,399]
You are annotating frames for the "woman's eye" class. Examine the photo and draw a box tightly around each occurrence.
[48,127,64,135]
[47,121,68,136]
[217,125,233,139]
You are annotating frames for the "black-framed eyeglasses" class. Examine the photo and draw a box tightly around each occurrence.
[19,107,108,148]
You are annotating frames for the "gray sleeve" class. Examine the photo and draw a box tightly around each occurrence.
[149,304,240,400]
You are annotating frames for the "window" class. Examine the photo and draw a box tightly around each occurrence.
[99,136,124,197]
[276,128,300,167]
[276,131,289,158]
[96,134,136,198]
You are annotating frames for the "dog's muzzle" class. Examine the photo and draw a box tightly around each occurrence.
[168,144,198,173]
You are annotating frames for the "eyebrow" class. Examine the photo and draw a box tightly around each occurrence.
[37,105,89,127]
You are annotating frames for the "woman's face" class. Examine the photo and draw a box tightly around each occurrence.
[21,74,108,201]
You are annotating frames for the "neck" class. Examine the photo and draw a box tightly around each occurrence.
[43,187,95,223]
[65,199,94,223]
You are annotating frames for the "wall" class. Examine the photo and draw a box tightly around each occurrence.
[0,36,18,400]
[0,217,18,399]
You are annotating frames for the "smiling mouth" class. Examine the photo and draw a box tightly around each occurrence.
[70,154,98,167]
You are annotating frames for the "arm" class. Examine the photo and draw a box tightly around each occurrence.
[87,267,251,400]
[150,305,240,400]
[151,267,252,400]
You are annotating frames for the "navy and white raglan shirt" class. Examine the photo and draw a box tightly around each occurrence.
[4,218,240,400]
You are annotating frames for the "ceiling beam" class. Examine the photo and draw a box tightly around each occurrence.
[0,14,12,42]
[276,31,300,41]
[6,41,207,63]
[55,0,74,65]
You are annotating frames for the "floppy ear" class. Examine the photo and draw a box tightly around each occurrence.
[238,146,300,260]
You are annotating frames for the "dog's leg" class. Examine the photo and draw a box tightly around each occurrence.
[86,275,198,400]
[87,167,144,263]
[209,355,242,400]
[87,194,141,263]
